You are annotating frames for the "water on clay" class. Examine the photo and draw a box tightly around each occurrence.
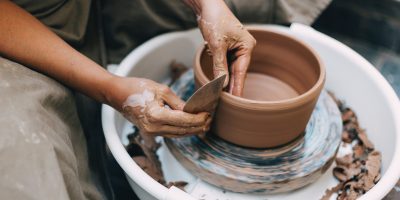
[242,72,299,101]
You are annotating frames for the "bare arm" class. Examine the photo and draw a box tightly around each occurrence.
[0,0,210,137]
[0,1,112,103]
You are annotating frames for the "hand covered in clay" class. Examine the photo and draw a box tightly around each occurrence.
[186,0,256,96]
[107,77,211,137]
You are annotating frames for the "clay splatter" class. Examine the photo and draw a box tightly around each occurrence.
[123,89,154,112]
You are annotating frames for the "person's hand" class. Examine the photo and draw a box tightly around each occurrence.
[186,0,256,96]
[106,76,211,137]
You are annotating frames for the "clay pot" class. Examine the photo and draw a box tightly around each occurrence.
[194,28,325,148]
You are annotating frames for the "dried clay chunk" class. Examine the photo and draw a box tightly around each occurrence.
[166,181,188,191]
[321,182,343,200]
[133,156,165,183]
[358,151,381,191]
[322,94,382,200]
[357,130,374,150]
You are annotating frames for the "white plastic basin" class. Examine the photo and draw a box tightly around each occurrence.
[101,24,400,200]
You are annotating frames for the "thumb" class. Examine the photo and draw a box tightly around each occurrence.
[211,47,229,87]
[159,86,185,110]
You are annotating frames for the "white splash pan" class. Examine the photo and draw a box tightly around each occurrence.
[101,24,400,200]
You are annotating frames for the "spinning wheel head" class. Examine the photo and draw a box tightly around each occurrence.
[167,70,342,194]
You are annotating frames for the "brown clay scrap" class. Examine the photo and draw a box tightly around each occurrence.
[126,128,166,185]
[126,129,188,189]
[169,60,188,85]
[321,95,382,200]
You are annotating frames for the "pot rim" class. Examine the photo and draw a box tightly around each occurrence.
[194,27,326,110]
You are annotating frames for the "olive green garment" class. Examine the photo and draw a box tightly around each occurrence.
[12,0,106,65]
[13,0,332,64]
[101,0,332,64]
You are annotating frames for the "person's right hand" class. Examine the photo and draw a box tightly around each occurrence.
[106,76,211,137]
[185,0,256,96]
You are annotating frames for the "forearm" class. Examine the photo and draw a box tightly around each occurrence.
[184,0,226,15]
[0,1,113,103]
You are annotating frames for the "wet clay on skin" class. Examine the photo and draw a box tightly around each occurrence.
[242,72,299,101]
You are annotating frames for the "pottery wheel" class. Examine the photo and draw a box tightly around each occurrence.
[165,70,342,194]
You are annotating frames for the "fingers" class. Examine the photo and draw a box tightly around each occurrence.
[229,37,255,96]
[145,101,209,127]
[158,85,185,110]
[165,113,213,138]
[161,116,212,137]
[229,54,251,96]
[140,111,212,137]
[211,46,229,87]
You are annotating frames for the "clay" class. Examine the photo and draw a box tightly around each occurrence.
[335,154,353,166]
[321,182,344,200]
[165,87,342,194]
[183,74,226,114]
[126,130,190,189]
[357,129,374,150]
[242,72,299,101]
[166,181,188,190]
[322,97,382,200]
[126,129,166,185]
[194,28,325,148]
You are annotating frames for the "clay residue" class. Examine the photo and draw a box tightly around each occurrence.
[126,126,188,190]
[123,89,154,113]
[321,93,382,200]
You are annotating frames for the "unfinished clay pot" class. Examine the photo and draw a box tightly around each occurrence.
[194,28,325,148]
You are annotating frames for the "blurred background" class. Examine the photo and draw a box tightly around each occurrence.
[313,0,400,97]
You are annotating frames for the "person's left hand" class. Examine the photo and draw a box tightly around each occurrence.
[187,0,256,96]
[105,76,211,138]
